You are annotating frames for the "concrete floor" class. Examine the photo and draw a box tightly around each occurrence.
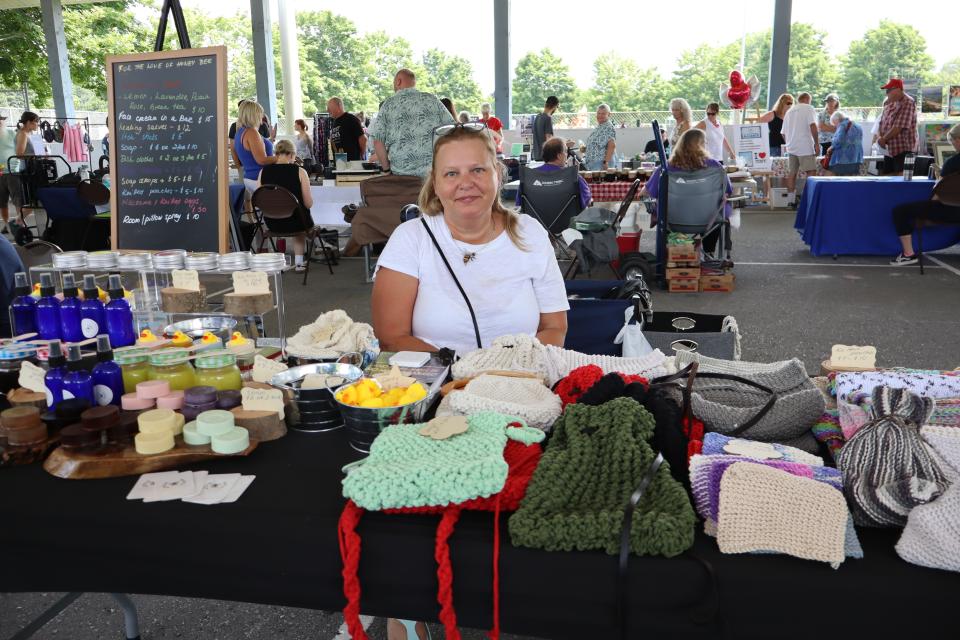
[4,208,960,639]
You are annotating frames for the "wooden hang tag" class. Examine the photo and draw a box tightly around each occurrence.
[418,416,469,440]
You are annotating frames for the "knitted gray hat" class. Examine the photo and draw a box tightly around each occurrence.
[675,353,825,451]
[837,386,947,528]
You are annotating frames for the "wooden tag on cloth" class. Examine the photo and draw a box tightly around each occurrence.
[374,365,416,391]
[830,345,877,370]
[418,416,469,440]
[241,387,285,419]
[18,361,48,393]
[251,355,288,383]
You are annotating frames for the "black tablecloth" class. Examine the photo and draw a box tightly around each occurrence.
[2,429,957,639]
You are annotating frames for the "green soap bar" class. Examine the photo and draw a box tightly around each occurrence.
[212,426,250,455]
[182,421,211,446]
[196,409,235,436]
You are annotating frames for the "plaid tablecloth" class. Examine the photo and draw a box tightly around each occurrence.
[589,180,643,203]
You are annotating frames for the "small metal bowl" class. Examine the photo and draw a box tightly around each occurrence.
[163,317,238,343]
[271,362,364,432]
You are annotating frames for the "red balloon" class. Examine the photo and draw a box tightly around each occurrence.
[726,70,751,109]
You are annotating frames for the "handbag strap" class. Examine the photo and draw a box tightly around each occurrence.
[420,217,482,350]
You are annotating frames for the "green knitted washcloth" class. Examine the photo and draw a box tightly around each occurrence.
[342,412,545,510]
[509,397,696,557]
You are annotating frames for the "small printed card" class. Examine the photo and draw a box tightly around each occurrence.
[418,416,469,440]
[241,386,285,419]
[126,471,179,500]
[233,271,270,295]
[831,344,877,369]
[127,471,256,505]
[251,354,288,384]
[142,470,198,503]
[171,269,201,291]
[18,360,48,393]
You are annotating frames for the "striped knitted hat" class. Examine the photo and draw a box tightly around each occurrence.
[447,375,562,431]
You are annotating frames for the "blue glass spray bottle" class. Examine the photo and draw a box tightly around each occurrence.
[104,274,135,348]
[35,273,61,341]
[91,335,124,407]
[62,343,95,405]
[79,275,106,340]
[59,273,84,343]
[44,340,67,409]
[10,272,37,337]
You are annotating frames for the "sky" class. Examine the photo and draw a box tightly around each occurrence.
[179,0,957,95]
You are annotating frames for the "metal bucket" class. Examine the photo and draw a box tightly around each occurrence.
[270,362,363,433]
[332,382,428,453]
[284,349,378,371]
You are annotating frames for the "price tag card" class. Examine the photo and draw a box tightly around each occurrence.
[241,386,285,419]
[418,416,469,440]
[251,354,288,384]
[18,360,48,393]
[831,344,877,369]
[233,271,270,295]
[171,269,200,291]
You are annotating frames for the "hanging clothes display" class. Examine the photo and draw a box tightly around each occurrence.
[62,122,88,163]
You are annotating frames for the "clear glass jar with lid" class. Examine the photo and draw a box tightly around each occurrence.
[115,347,151,393]
[194,351,243,391]
[147,348,197,391]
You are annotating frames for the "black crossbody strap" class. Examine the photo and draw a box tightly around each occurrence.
[420,217,482,349]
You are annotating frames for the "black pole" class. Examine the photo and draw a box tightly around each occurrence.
[154,0,191,52]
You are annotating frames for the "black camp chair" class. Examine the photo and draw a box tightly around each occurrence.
[664,164,731,266]
[519,164,584,277]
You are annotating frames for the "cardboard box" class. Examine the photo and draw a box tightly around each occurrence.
[699,273,736,292]
[667,244,698,263]
[668,277,699,293]
[667,267,701,280]
[770,188,791,208]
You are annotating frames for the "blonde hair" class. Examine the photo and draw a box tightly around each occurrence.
[274,139,295,156]
[237,100,264,129]
[669,98,692,124]
[669,128,709,171]
[773,93,794,117]
[418,127,527,250]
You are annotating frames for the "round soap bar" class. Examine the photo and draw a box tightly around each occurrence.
[60,424,99,449]
[122,393,155,411]
[182,420,211,446]
[216,389,242,410]
[171,412,185,436]
[55,398,92,420]
[181,401,217,423]
[211,426,250,455]
[137,408,177,435]
[156,390,185,410]
[134,429,174,455]
[1,406,41,430]
[184,386,218,406]
[5,421,48,445]
[136,379,171,399]
[81,405,120,430]
[196,409,235,436]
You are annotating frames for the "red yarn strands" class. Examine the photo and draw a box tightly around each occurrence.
[489,493,502,640]
[338,500,368,640]
[434,506,463,640]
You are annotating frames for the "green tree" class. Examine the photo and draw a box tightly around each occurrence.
[511,48,577,114]
[418,48,483,114]
[0,1,152,109]
[841,21,935,106]
[934,57,960,87]
[587,52,672,112]
[295,10,374,116]
[361,31,416,108]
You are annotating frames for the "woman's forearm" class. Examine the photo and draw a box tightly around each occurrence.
[380,335,439,353]
[536,328,566,347]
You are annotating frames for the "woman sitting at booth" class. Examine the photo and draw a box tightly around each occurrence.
[235,100,276,196]
[889,122,960,266]
[372,123,569,357]
[256,139,314,272]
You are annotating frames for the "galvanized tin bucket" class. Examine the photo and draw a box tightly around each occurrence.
[332,381,428,453]
[270,362,363,433]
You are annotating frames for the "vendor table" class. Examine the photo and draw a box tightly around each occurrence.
[794,176,960,256]
[589,180,643,204]
[2,429,956,639]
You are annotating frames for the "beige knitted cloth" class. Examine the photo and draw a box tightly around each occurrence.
[445,375,562,431]
[286,310,377,359]
[717,462,848,568]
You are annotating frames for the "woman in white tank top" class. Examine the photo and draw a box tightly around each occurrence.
[696,102,735,162]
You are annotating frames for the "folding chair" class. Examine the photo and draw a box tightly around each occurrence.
[14,239,63,271]
[519,164,584,278]
[917,172,960,275]
[76,179,111,250]
[663,165,730,266]
[251,184,336,285]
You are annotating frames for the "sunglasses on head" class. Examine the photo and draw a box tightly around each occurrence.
[707,112,718,116]
[433,121,488,144]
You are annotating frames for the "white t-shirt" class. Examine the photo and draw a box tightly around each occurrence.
[781,103,818,156]
[376,213,570,355]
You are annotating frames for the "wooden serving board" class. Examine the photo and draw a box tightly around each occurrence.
[1,437,60,468]
[43,437,258,480]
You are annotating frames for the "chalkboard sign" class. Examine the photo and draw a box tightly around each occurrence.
[106,46,228,253]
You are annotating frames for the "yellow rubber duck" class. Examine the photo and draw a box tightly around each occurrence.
[227,331,247,347]
[136,329,159,346]
[200,331,219,344]
[31,283,41,298]
[169,331,193,348]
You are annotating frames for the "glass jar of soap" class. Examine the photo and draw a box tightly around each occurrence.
[147,348,196,391]
[194,351,242,391]
[115,348,151,394]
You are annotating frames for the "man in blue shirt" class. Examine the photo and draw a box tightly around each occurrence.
[517,137,592,210]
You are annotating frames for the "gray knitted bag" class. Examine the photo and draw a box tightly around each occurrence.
[837,386,948,528]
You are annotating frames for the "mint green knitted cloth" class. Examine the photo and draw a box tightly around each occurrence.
[342,412,545,510]
[509,397,696,557]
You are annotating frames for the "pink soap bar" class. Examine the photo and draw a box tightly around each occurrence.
[156,391,185,410]
[121,393,156,411]
[137,380,171,399]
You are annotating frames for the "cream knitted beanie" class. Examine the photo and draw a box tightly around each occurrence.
[447,375,562,431]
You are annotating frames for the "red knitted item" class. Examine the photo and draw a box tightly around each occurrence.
[554,365,649,407]
[338,432,542,640]
[683,415,705,459]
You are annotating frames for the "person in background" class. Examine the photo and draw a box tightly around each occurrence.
[516,137,592,210]
[825,111,863,176]
[644,128,668,154]
[818,93,840,155]
[695,102,735,163]
[327,97,366,162]
[101,124,110,159]
[293,119,315,178]
[877,78,918,175]
[229,101,271,142]
[6,111,40,238]
[584,104,617,171]
[257,139,315,272]
[532,96,559,161]
[758,93,793,157]
[889,123,960,266]
[441,98,456,121]
[357,111,370,128]
[458,111,471,124]
[781,92,820,206]
[668,98,693,148]
[0,114,16,234]
[261,115,277,141]
[233,100,276,196]
[0,232,27,338]
[478,103,503,154]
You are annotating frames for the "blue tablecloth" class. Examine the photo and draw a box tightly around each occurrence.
[794,177,960,256]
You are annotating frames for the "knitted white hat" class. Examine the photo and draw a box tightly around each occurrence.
[896,426,960,572]
[541,345,670,385]
[447,375,562,431]
[717,462,849,568]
